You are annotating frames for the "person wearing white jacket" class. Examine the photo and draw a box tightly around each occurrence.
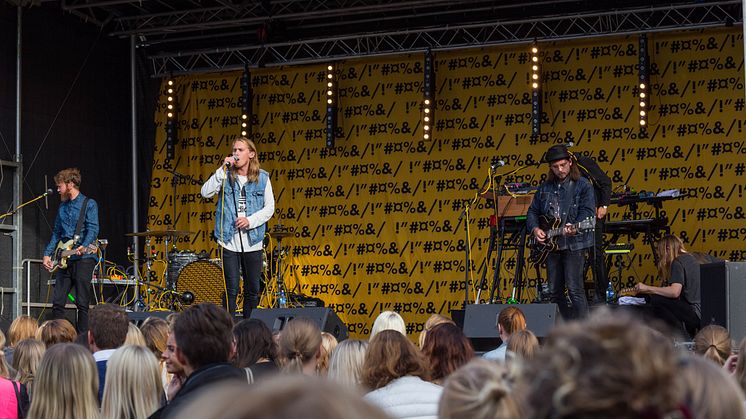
[362,330,442,419]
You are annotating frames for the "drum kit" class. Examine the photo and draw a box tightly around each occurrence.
[124,226,294,313]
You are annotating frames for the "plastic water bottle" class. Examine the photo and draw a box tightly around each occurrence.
[606,282,616,303]
[278,290,287,308]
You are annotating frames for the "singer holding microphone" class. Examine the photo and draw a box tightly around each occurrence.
[42,167,99,333]
[201,137,274,318]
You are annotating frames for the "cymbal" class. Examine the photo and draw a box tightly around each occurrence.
[126,229,193,238]
[270,230,293,239]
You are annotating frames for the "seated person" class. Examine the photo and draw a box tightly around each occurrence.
[632,234,718,338]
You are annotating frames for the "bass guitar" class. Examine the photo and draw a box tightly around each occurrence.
[528,216,595,265]
[50,239,98,273]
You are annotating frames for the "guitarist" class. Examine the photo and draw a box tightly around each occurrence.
[42,168,99,333]
[527,145,596,319]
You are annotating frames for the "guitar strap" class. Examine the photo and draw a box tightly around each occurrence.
[73,197,90,243]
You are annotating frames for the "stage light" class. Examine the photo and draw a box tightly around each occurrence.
[240,66,252,137]
[165,76,177,161]
[530,41,541,139]
[638,34,650,136]
[423,48,435,140]
[325,63,337,148]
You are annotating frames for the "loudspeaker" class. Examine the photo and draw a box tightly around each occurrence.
[250,308,348,341]
[701,262,746,341]
[462,303,560,351]
[127,311,174,325]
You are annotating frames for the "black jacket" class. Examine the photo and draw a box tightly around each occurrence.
[575,155,612,208]
[148,363,246,419]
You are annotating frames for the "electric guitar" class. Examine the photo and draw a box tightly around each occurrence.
[50,239,98,273]
[528,215,596,265]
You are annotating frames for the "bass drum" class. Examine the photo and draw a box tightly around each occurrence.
[176,260,225,306]
[167,251,203,286]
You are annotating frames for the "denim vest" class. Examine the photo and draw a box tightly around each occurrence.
[526,176,596,251]
[213,170,268,246]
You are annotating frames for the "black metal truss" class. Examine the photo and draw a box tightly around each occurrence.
[144,1,741,76]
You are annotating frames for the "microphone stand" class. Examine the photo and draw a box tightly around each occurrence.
[0,190,53,220]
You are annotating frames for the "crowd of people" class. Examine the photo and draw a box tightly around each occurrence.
[1,302,745,419]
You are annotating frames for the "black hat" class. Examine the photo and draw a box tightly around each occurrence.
[544,145,571,163]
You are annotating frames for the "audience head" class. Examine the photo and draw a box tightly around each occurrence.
[418,313,454,348]
[0,332,8,378]
[421,323,474,383]
[233,318,277,368]
[678,353,746,419]
[11,338,46,395]
[370,311,406,339]
[124,322,147,346]
[36,319,77,348]
[362,329,428,390]
[327,339,368,389]
[518,308,682,418]
[102,345,164,419]
[497,307,526,338]
[279,317,322,375]
[317,332,338,375]
[507,329,539,363]
[28,343,99,419]
[178,375,391,419]
[140,316,169,359]
[163,331,184,376]
[8,315,39,347]
[439,358,521,419]
[88,303,129,351]
[693,325,732,366]
[173,302,234,373]
[734,337,746,396]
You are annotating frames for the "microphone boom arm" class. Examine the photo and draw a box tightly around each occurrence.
[0,189,53,220]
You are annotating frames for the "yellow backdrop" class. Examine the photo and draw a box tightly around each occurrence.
[149,28,746,338]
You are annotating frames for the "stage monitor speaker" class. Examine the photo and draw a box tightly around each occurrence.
[250,307,349,341]
[462,303,560,351]
[127,310,174,325]
[701,261,746,342]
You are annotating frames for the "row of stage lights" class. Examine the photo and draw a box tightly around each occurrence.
[163,36,652,155]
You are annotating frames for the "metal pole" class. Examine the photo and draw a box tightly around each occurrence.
[131,35,141,310]
[13,4,23,320]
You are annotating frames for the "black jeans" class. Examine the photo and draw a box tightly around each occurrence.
[222,249,262,318]
[547,248,589,320]
[51,257,95,333]
[648,294,700,338]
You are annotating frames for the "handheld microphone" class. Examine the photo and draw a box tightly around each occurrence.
[225,155,238,167]
[491,160,506,169]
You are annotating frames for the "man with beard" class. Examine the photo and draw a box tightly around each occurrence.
[42,167,99,333]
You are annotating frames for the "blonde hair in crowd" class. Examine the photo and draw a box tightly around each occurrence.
[369,311,406,339]
[506,329,539,363]
[678,354,746,419]
[12,338,46,396]
[28,343,100,419]
[36,319,77,348]
[693,325,732,367]
[280,318,322,374]
[439,358,521,419]
[317,332,338,375]
[8,315,39,347]
[418,314,454,348]
[327,339,368,389]
[101,345,163,419]
[231,137,261,183]
[125,323,147,346]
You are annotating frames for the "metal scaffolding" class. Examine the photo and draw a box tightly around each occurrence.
[52,0,742,76]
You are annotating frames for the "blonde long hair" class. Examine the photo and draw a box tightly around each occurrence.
[12,338,46,396]
[28,343,100,419]
[101,345,163,419]
[655,234,686,280]
[8,315,39,347]
[279,318,321,375]
[230,137,261,183]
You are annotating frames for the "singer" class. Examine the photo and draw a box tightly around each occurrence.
[42,168,99,333]
[201,137,275,318]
